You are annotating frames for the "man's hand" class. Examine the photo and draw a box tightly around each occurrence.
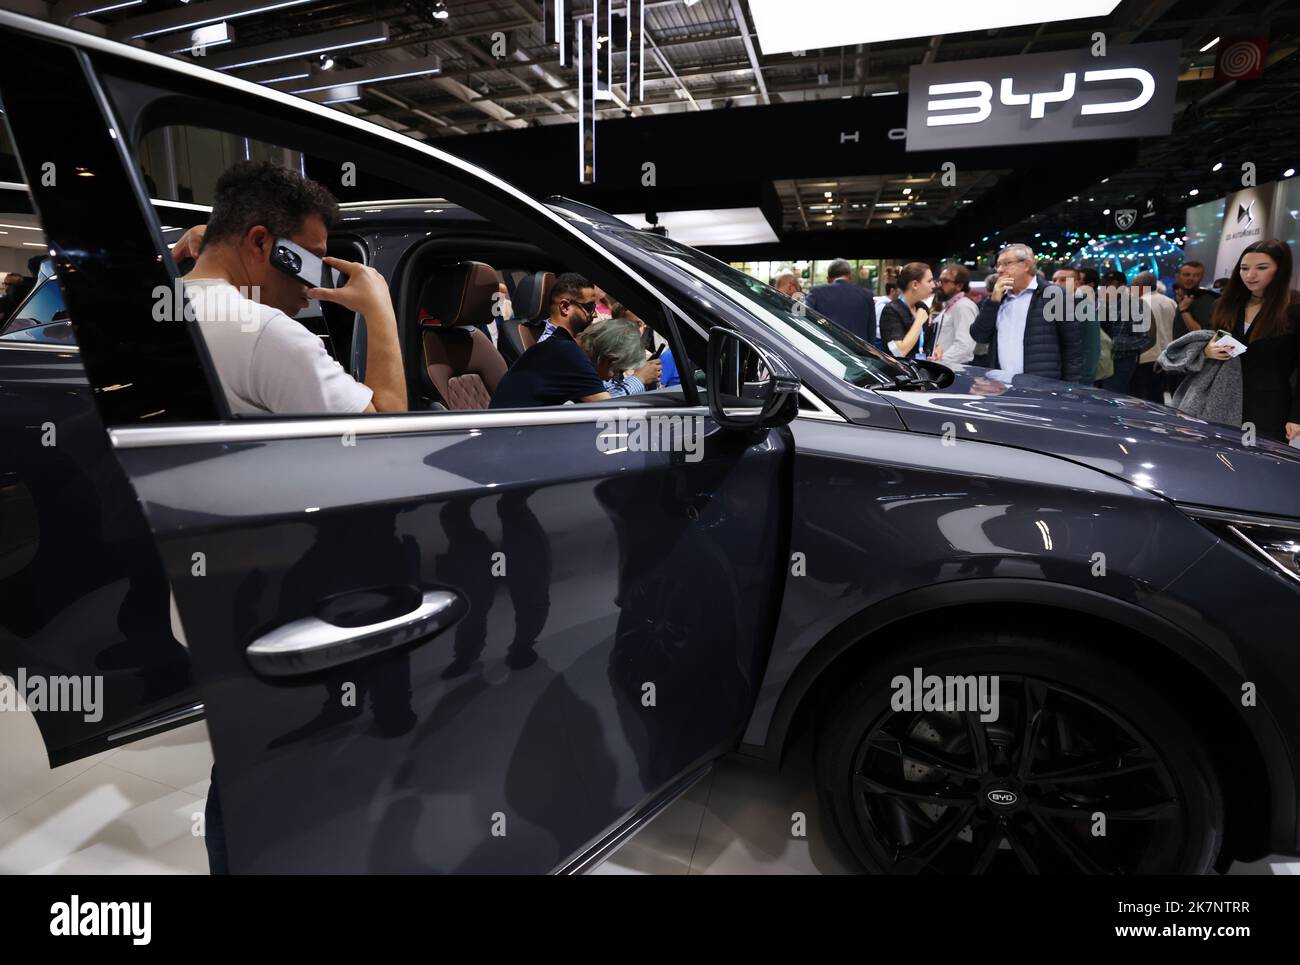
[633,358,662,389]
[991,275,1014,303]
[308,257,393,318]
[1178,293,1194,312]
[170,224,205,265]
[931,345,944,362]
[1286,422,1299,443]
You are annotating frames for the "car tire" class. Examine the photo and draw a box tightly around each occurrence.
[815,630,1224,874]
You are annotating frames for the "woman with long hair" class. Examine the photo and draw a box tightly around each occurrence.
[1204,239,1300,442]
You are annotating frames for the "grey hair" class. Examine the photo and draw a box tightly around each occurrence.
[579,317,646,372]
[772,270,796,288]
[1132,270,1158,288]
[998,243,1036,269]
[827,258,853,280]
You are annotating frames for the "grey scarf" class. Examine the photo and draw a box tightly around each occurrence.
[1157,330,1243,429]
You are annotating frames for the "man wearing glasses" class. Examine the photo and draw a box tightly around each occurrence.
[491,272,613,408]
[970,244,1082,383]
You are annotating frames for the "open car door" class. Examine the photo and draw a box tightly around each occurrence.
[0,12,791,873]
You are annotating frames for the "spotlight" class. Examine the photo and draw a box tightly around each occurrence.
[430,1,449,20]
[319,53,334,70]
[1200,37,1220,52]
[1189,188,1199,196]
[1103,208,1110,215]
[1285,168,1296,178]
[1211,161,1222,172]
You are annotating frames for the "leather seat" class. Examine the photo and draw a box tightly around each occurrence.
[511,270,554,351]
[418,261,507,410]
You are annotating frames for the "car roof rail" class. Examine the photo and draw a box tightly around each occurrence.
[544,196,627,228]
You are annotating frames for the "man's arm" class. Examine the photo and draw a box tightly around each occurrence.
[1056,297,1083,383]
[310,258,407,412]
[970,296,999,344]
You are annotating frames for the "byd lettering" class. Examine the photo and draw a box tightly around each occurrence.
[926,68,1155,126]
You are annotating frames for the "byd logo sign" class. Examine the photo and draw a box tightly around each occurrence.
[926,68,1154,126]
[906,41,1179,152]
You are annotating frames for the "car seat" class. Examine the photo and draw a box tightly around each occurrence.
[418,261,507,409]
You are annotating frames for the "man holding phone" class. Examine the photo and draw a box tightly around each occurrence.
[183,160,407,415]
[970,243,1081,382]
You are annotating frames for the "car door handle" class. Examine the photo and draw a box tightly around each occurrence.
[246,589,466,678]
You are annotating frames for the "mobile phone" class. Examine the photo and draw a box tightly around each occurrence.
[270,238,330,290]
[649,344,665,359]
[1215,329,1233,341]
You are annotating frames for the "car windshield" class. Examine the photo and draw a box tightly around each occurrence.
[609,228,906,388]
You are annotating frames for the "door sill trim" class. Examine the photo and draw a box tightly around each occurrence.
[105,701,205,743]
[555,763,713,875]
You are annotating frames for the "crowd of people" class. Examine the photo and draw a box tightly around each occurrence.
[777,244,1299,444]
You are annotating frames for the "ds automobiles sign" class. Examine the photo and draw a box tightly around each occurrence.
[906,41,1180,152]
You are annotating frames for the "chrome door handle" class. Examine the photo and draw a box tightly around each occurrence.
[246,589,466,678]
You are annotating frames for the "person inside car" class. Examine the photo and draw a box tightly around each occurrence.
[490,272,610,408]
[578,316,648,389]
[183,160,406,415]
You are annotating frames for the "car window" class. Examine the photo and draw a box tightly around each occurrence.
[0,276,74,345]
[610,228,904,389]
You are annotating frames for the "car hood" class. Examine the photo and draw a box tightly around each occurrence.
[872,365,1300,520]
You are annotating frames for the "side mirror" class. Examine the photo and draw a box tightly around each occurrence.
[706,327,800,431]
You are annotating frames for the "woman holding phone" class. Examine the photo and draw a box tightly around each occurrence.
[1203,239,1300,443]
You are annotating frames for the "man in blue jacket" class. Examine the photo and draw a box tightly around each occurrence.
[971,244,1082,382]
[805,258,876,344]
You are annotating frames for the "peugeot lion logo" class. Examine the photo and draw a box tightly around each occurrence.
[987,789,1019,806]
[1115,209,1137,230]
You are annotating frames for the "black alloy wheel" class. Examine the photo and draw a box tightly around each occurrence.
[816,632,1224,874]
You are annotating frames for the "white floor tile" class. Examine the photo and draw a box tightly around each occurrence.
[0,762,207,875]
[105,721,213,792]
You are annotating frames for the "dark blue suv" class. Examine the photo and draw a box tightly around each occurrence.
[1,11,1298,874]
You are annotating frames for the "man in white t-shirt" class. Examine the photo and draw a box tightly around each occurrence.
[183,161,407,415]
[182,162,408,876]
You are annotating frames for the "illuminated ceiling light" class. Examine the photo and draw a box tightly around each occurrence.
[163,21,232,53]
[1189,188,1199,196]
[871,90,899,96]
[1200,37,1220,52]
[748,0,1122,55]
[902,187,911,195]
[824,191,832,198]
[319,53,335,70]
[886,219,894,224]
[202,23,388,71]
[284,57,442,93]
[1103,208,1111,214]
[72,0,144,16]
[1211,161,1223,172]
[118,0,316,40]
[431,1,449,20]
[1285,168,1296,178]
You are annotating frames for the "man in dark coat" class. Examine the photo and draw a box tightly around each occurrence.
[971,244,1082,382]
[805,258,876,344]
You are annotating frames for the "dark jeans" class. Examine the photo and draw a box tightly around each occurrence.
[1129,361,1165,403]
[205,766,229,875]
[1102,352,1139,395]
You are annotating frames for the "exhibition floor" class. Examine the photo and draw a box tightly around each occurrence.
[2,701,1295,876]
